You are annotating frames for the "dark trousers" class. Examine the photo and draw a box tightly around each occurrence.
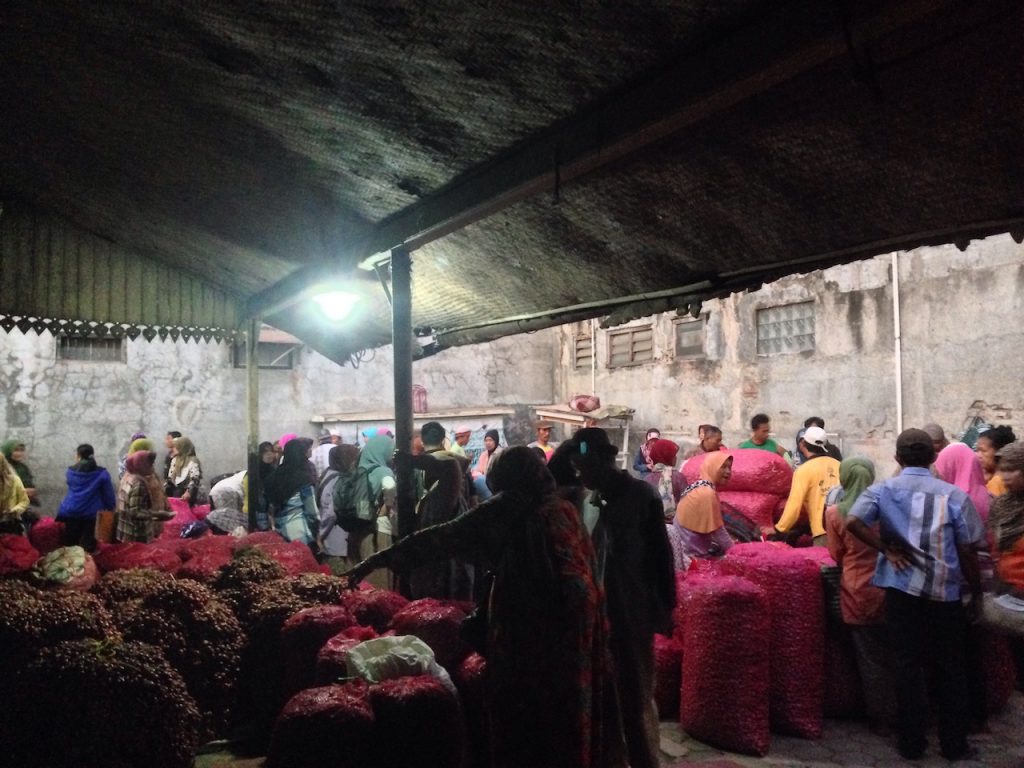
[885,588,969,758]
[608,626,659,768]
[62,518,97,552]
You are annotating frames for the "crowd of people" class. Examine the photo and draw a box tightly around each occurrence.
[2,411,1024,765]
[613,412,1024,762]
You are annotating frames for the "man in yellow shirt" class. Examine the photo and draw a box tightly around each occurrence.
[774,426,840,545]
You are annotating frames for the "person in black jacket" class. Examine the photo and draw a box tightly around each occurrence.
[569,428,675,768]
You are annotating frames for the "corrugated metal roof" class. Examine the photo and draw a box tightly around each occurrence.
[1,0,1022,363]
[0,203,241,337]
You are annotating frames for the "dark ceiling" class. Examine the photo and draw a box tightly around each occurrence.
[2,0,1022,363]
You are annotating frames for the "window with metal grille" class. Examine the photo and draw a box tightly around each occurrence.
[56,334,125,363]
[607,325,654,367]
[756,301,815,355]
[674,317,705,358]
[231,341,298,369]
[573,334,594,370]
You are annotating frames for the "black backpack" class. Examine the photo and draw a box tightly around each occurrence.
[332,467,378,535]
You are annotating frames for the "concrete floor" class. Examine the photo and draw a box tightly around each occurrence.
[659,692,1024,767]
[194,691,1024,767]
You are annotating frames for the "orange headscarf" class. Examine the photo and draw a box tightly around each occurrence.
[675,452,732,533]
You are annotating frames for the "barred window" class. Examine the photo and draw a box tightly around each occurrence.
[573,334,594,370]
[674,317,705,358]
[607,325,654,367]
[756,301,815,355]
[57,334,125,363]
[232,341,297,369]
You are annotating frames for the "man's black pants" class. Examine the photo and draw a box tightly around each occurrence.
[885,588,969,758]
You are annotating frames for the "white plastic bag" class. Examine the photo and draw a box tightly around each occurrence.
[344,635,457,694]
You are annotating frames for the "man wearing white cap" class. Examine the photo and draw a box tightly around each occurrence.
[448,425,472,459]
[774,425,841,546]
[312,430,340,478]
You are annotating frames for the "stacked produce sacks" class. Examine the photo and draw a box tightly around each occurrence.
[0,515,1019,766]
[675,572,771,755]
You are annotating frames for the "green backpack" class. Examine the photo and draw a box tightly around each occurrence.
[332,467,378,534]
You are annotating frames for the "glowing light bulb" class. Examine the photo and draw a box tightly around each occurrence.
[313,291,360,322]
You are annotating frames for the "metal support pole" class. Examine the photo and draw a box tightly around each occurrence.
[391,247,416,544]
[891,253,904,434]
[246,317,261,531]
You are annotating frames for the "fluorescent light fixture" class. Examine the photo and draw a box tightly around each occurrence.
[313,291,361,322]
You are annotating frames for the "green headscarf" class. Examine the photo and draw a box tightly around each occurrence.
[359,435,395,498]
[1,439,33,489]
[837,457,875,518]
[129,438,155,453]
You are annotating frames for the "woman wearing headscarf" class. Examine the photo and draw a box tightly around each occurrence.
[672,452,734,562]
[316,444,360,575]
[346,446,624,768]
[355,435,397,589]
[824,457,895,732]
[264,437,319,548]
[115,450,169,543]
[935,442,992,523]
[934,441,995,732]
[57,443,116,551]
[631,428,661,477]
[165,436,203,504]
[259,440,278,471]
[643,438,685,516]
[2,439,40,511]
[471,429,502,502]
[984,443,1024,637]
[206,471,249,535]
[0,452,30,535]
[117,431,147,480]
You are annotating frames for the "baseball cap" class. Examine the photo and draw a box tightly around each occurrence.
[802,426,827,447]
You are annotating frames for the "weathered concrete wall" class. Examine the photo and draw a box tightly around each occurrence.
[7,232,1021,504]
[556,235,1024,476]
[0,327,558,509]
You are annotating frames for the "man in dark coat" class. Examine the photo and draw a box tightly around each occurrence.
[407,421,474,600]
[568,428,676,768]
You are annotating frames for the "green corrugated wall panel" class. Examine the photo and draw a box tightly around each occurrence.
[157,261,171,326]
[79,233,95,320]
[141,259,159,326]
[0,210,22,311]
[108,245,127,323]
[167,266,181,325]
[0,203,241,332]
[47,217,64,316]
[61,225,78,319]
[31,213,47,315]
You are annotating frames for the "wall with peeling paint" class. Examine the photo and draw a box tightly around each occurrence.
[6,234,1022,509]
[556,235,1024,476]
[0,328,558,510]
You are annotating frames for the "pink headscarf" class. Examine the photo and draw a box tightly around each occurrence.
[934,442,991,522]
[278,433,298,449]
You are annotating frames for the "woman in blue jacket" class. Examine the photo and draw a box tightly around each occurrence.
[57,444,116,551]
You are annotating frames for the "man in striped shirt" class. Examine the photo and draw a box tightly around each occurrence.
[847,428,983,762]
